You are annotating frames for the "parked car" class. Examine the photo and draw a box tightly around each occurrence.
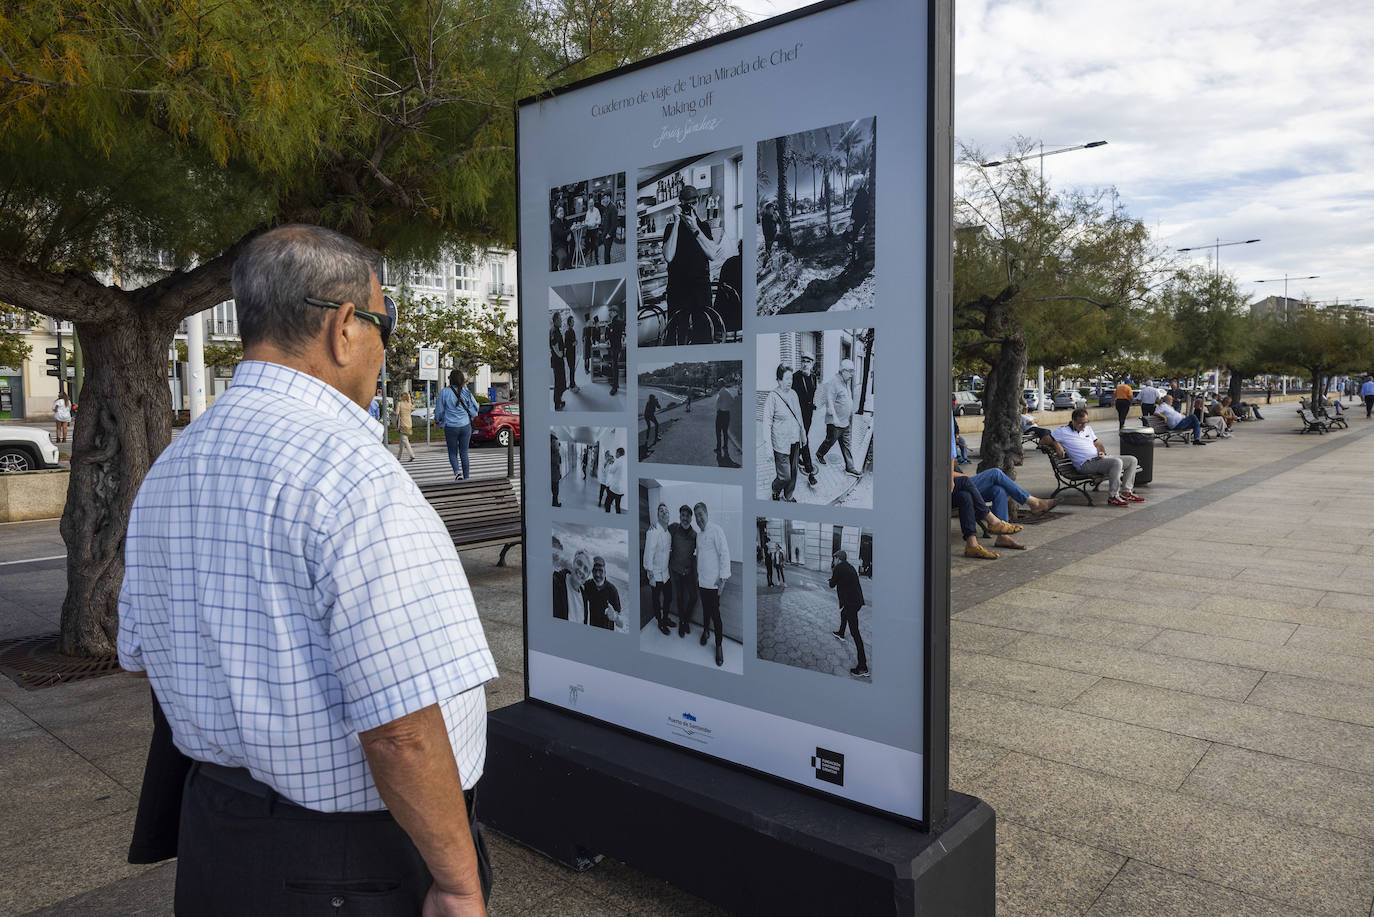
[1097,391,1114,407]
[1022,388,1041,411]
[952,391,983,416]
[1050,390,1087,411]
[0,425,62,472]
[471,402,521,446]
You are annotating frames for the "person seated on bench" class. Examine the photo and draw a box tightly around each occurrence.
[1195,397,1229,438]
[1232,395,1263,420]
[1324,393,1346,416]
[1020,399,1053,442]
[952,413,972,465]
[950,432,1020,558]
[1049,408,1145,506]
[968,467,1062,538]
[1156,395,1208,445]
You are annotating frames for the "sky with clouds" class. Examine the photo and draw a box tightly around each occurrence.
[735,0,1374,306]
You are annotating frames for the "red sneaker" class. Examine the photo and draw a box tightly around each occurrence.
[1124,492,1145,502]
[1108,495,1130,506]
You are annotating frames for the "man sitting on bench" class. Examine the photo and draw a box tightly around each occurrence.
[1155,395,1208,446]
[1050,408,1145,507]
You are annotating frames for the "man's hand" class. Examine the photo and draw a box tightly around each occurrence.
[424,885,486,917]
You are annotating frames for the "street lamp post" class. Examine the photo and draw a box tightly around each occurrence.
[981,140,1109,416]
[1253,274,1319,311]
[1177,238,1261,277]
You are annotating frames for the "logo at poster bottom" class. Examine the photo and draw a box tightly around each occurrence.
[811,747,845,786]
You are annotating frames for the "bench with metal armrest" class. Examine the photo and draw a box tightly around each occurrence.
[419,477,523,565]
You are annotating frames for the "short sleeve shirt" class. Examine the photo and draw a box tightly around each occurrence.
[118,361,497,812]
[1051,422,1099,469]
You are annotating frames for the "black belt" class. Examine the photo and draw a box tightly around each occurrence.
[197,762,476,815]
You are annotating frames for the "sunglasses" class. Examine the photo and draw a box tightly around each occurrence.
[306,295,397,347]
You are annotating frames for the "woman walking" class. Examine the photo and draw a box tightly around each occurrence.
[52,391,72,443]
[434,369,479,480]
[395,391,415,462]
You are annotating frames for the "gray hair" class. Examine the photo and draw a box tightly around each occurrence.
[233,224,380,354]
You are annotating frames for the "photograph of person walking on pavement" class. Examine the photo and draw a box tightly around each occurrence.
[549,279,626,412]
[755,330,874,508]
[550,426,628,513]
[552,523,630,633]
[638,479,743,674]
[756,519,873,680]
[756,117,875,315]
[635,147,745,346]
[637,360,743,467]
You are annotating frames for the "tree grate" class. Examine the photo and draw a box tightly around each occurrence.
[1011,509,1070,527]
[0,633,123,691]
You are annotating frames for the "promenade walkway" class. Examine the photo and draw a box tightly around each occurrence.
[2,411,1372,915]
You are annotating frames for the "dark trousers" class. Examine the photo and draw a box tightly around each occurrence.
[552,476,560,506]
[698,586,723,647]
[175,762,491,916]
[651,580,673,623]
[799,411,815,472]
[608,345,621,394]
[951,477,990,539]
[604,490,623,513]
[772,444,798,500]
[715,410,731,452]
[597,484,608,507]
[672,571,698,634]
[1171,414,1204,441]
[551,356,567,408]
[840,603,866,669]
[1365,394,1374,417]
[817,423,855,471]
[645,414,660,442]
[1141,402,1157,417]
[1115,398,1131,428]
[566,354,577,389]
[765,554,775,586]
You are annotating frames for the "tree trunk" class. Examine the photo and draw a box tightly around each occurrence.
[58,314,177,655]
[1227,368,1243,404]
[977,330,1028,476]
[775,137,790,237]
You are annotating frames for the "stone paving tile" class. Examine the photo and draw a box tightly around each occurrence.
[1084,859,1316,917]
[0,809,155,915]
[484,832,574,917]
[949,736,1010,788]
[994,820,1125,917]
[952,688,1209,789]
[998,632,1264,702]
[756,566,873,677]
[950,650,1100,707]
[1192,594,1374,635]
[955,601,1162,649]
[1181,744,1374,842]
[1286,624,1374,661]
[0,726,138,838]
[1068,679,1374,776]
[1,675,153,763]
[18,863,175,917]
[1318,589,1374,612]
[1023,573,1208,608]
[1191,576,1329,608]
[1245,672,1374,729]
[974,752,1374,917]
[950,619,1022,653]
[1142,628,1374,688]
[564,855,724,916]
[1050,560,1150,583]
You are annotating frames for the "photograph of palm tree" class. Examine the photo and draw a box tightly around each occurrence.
[756,117,876,315]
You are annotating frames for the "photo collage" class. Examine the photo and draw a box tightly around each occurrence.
[545,116,878,681]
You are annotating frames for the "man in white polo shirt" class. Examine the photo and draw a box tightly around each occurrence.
[1050,408,1143,506]
[1138,381,1160,419]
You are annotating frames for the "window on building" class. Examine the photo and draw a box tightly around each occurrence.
[408,265,445,290]
[454,261,479,294]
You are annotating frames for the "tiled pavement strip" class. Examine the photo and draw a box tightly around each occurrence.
[3,414,1374,914]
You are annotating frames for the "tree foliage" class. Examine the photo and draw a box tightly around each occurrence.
[1154,267,1251,381]
[385,294,518,392]
[1255,307,1374,402]
[0,306,35,368]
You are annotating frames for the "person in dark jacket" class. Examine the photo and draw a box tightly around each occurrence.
[791,354,818,485]
[563,314,578,392]
[583,557,623,630]
[828,550,869,678]
[713,239,743,335]
[761,199,780,266]
[663,185,718,343]
[551,433,562,507]
[607,313,624,395]
[583,316,598,375]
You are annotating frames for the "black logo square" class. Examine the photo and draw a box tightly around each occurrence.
[811,747,845,786]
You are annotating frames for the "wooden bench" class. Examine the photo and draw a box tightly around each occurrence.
[1145,413,1194,447]
[1040,445,1107,505]
[420,477,523,565]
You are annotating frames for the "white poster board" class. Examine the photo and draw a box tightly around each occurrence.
[418,347,439,382]
[517,0,937,823]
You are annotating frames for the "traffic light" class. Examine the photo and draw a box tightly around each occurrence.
[45,346,62,378]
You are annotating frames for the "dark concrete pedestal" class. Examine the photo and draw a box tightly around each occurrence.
[478,701,995,916]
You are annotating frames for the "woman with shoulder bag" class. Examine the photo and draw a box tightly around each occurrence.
[434,369,479,480]
[395,391,415,462]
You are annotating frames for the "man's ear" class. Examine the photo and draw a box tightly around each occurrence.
[325,302,359,366]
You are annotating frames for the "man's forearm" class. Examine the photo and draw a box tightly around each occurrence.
[361,704,483,902]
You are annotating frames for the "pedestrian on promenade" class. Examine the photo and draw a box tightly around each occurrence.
[792,354,819,486]
[715,375,738,461]
[1265,383,1272,404]
[669,506,698,637]
[694,502,731,667]
[118,224,495,914]
[772,542,786,584]
[816,359,861,477]
[581,445,588,479]
[763,535,776,587]
[1156,395,1208,445]
[828,550,869,678]
[764,363,805,501]
[435,369,480,480]
[604,447,626,514]
[1050,408,1145,505]
[1138,382,1159,419]
[644,393,661,446]
[1362,376,1374,417]
[52,390,72,443]
[644,504,675,634]
[549,321,567,410]
[551,433,562,507]
[395,390,415,462]
[1114,379,1134,429]
[368,387,381,422]
[563,314,578,392]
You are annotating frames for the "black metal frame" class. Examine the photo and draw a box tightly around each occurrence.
[515,0,953,833]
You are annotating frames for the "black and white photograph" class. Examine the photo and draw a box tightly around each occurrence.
[756,519,873,679]
[755,329,875,508]
[549,173,627,271]
[756,117,876,315]
[637,359,743,468]
[639,480,744,673]
[550,426,629,514]
[549,279,627,412]
[635,147,745,346]
[552,523,631,633]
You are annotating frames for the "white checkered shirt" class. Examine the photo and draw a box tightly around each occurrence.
[118,361,497,812]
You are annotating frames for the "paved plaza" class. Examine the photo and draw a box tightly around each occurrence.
[4,409,1374,914]
[756,564,874,678]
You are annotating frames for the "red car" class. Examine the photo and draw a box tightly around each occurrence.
[471,402,521,446]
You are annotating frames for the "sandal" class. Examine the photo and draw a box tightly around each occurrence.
[984,519,1023,535]
[964,543,999,560]
[994,537,1027,550]
[1030,497,1062,517]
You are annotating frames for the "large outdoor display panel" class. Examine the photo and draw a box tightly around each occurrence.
[518,0,937,823]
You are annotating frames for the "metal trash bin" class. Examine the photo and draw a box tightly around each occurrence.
[1119,428,1154,487]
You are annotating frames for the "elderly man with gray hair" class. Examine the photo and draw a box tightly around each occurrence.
[816,358,862,477]
[118,225,496,915]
